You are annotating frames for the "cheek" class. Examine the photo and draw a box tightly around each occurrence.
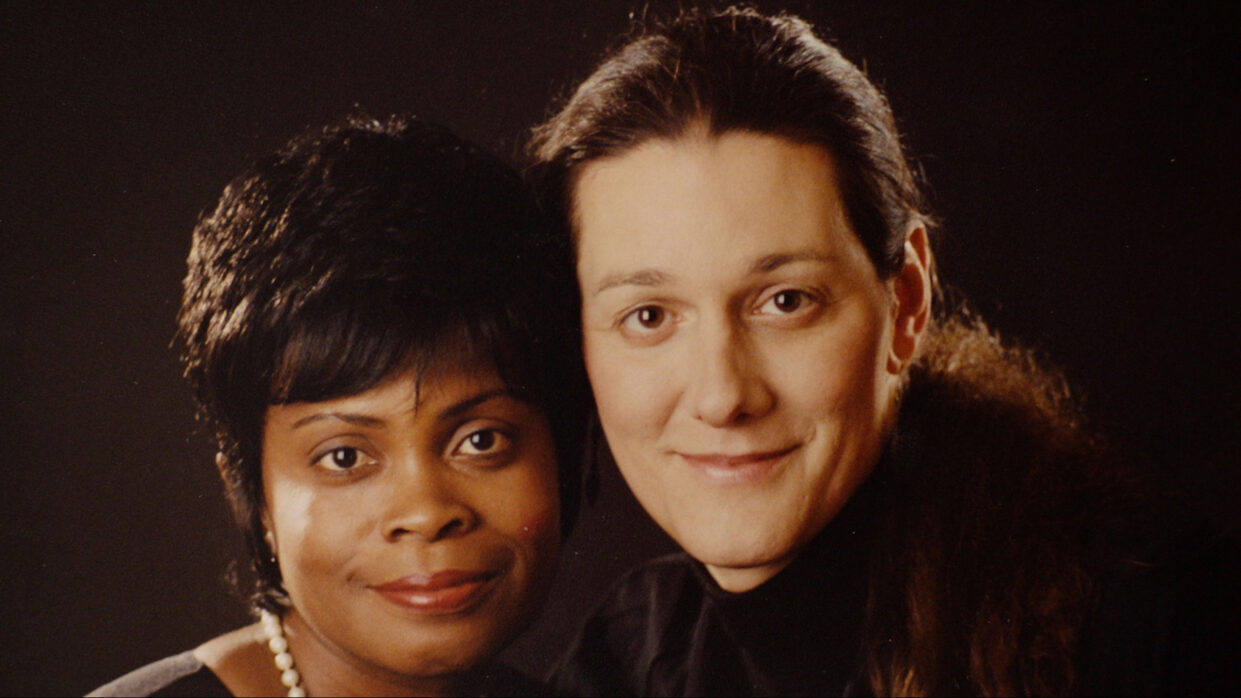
[489,443,562,553]
[778,314,891,421]
[584,335,673,439]
[267,477,368,580]
[514,500,559,552]
[265,477,311,552]
[496,467,561,590]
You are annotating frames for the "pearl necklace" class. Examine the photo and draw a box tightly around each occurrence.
[260,609,307,697]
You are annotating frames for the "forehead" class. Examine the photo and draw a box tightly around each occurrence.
[573,130,862,279]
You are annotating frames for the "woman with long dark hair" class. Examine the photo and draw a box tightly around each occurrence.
[529,6,1239,695]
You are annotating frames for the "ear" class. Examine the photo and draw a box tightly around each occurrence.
[887,223,932,374]
[261,506,276,558]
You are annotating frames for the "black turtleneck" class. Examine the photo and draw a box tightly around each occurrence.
[548,468,884,697]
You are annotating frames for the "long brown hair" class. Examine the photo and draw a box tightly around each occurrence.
[864,312,1135,695]
[529,6,1132,694]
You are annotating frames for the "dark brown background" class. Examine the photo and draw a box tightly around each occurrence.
[2,2,1238,694]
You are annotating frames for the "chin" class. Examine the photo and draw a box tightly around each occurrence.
[680,527,798,573]
[370,594,534,677]
[386,626,508,677]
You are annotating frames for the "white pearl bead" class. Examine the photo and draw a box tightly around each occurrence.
[259,609,302,695]
[281,668,301,687]
[274,651,294,671]
[262,614,281,635]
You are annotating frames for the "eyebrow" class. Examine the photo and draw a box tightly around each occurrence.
[438,388,517,418]
[592,250,837,296]
[289,388,521,430]
[291,413,387,429]
[593,268,673,295]
[752,250,838,272]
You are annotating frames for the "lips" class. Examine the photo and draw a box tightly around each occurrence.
[370,569,501,614]
[677,445,798,484]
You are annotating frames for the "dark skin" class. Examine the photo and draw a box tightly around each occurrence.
[194,624,287,697]
[194,364,562,697]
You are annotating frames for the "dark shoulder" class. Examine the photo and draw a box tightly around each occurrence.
[87,651,231,697]
[549,552,705,696]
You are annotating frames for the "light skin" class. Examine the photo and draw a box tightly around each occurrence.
[195,361,561,697]
[575,127,930,592]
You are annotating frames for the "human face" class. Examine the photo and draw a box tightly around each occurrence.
[260,362,559,694]
[576,130,907,592]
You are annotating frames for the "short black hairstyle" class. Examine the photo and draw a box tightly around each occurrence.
[177,115,584,611]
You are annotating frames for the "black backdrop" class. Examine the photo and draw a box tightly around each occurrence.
[2,2,1238,695]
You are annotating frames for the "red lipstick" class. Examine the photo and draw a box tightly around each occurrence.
[370,570,499,614]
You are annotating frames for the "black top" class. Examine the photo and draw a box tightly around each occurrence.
[89,649,553,697]
[549,470,882,697]
[551,501,1241,697]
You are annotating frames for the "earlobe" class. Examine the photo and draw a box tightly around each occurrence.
[261,507,277,560]
[888,223,932,373]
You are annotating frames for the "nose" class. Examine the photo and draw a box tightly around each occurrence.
[688,318,775,427]
[381,458,479,543]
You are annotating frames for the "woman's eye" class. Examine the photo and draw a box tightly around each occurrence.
[621,305,670,332]
[758,289,815,315]
[313,446,374,472]
[454,428,511,457]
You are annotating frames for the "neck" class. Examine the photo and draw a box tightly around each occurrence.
[280,609,471,697]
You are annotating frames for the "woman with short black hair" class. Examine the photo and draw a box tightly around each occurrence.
[91,115,584,697]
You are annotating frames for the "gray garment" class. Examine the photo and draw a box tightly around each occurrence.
[88,650,228,697]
